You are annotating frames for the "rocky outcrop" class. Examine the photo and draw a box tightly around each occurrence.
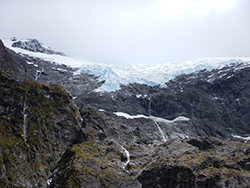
[49,140,141,188]
[0,39,21,80]
[138,137,250,188]
[11,37,65,55]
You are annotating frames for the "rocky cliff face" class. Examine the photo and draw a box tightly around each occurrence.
[0,70,85,187]
[1,38,250,187]
[138,137,250,188]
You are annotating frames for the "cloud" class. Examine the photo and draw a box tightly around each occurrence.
[1,0,250,64]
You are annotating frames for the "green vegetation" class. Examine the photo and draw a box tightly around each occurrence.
[50,140,131,188]
[0,71,82,187]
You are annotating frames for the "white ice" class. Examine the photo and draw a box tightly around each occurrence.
[232,134,250,140]
[3,39,250,92]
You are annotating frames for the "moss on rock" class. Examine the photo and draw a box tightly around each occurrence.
[0,71,84,187]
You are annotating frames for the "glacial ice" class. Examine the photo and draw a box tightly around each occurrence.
[3,39,250,92]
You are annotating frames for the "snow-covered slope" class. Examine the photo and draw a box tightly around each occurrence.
[3,38,250,92]
[9,37,65,55]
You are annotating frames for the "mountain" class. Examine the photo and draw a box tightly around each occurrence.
[10,37,65,56]
[3,38,250,92]
[1,38,250,187]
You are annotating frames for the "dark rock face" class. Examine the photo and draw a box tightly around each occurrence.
[0,39,21,79]
[78,105,165,145]
[138,137,250,188]
[49,141,141,188]
[138,166,196,188]
[11,37,65,55]
[78,63,250,139]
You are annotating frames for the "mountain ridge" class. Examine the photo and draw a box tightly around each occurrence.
[1,38,250,187]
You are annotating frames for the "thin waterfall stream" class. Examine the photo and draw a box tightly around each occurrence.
[22,92,29,148]
[121,146,130,171]
[148,97,167,142]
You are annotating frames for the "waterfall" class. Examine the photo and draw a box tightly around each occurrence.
[148,97,167,142]
[148,97,151,116]
[22,92,29,147]
[35,67,44,80]
[121,146,130,171]
[154,121,167,142]
[47,178,52,187]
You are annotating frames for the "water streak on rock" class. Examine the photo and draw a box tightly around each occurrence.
[148,97,166,142]
[22,92,29,148]
[121,146,130,171]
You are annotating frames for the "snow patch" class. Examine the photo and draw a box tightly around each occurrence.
[232,134,250,140]
[136,94,142,98]
[114,112,149,119]
[113,112,189,124]
[26,61,34,65]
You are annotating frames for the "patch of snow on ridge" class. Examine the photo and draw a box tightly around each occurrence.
[232,134,250,140]
[3,38,250,92]
[114,111,189,124]
[114,112,149,119]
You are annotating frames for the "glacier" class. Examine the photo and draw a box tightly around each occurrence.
[3,38,250,92]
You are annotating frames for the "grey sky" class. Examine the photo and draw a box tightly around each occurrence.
[1,0,250,64]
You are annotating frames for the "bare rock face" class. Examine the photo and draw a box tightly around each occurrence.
[0,39,20,79]
[138,137,250,188]
[11,37,65,55]
[76,63,250,140]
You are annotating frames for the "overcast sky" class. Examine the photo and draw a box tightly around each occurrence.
[1,0,250,64]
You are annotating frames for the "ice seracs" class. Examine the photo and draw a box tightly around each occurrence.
[3,38,250,92]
